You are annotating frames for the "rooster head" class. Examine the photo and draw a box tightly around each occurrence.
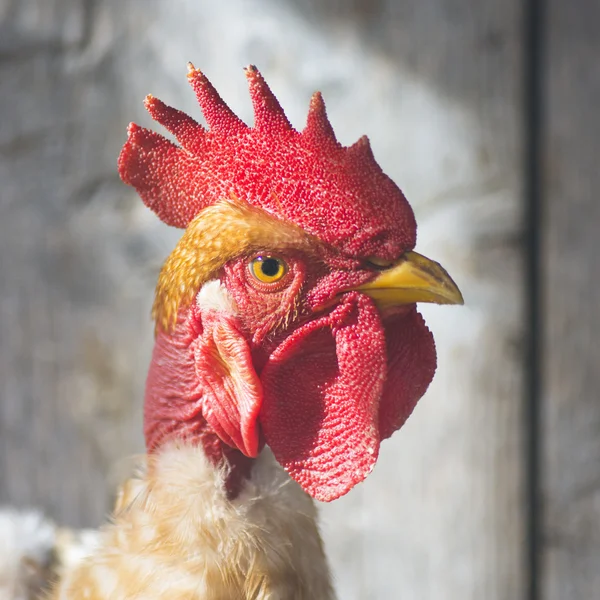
[118,65,463,502]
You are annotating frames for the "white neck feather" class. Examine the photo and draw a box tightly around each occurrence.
[52,443,335,600]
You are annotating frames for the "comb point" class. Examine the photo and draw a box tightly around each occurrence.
[310,91,324,107]
[303,91,337,145]
[126,122,141,136]
[143,94,206,152]
[187,67,246,134]
[144,94,158,109]
[245,66,291,133]
[348,134,375,159]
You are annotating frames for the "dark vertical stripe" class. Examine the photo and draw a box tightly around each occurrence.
[524,0,545,598]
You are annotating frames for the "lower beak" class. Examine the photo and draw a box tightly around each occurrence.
[354,251,464,309]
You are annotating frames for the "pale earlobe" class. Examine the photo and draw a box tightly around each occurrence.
[196,280,237,314]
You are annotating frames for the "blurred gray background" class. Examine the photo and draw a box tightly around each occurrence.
[0,0,598,599]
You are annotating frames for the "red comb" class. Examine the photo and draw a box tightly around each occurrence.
[118,64,417,259]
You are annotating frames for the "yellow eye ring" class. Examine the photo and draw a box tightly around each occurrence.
[249,256,288,284]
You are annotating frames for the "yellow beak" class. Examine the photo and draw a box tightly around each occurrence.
[355,251,464,309]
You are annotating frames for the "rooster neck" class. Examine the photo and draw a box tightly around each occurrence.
[198,430,256,499]
[53,444,335,600]
[146,379,257,500]
[143,315,259,499]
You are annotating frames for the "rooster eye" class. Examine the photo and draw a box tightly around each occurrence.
[249,256,288,283]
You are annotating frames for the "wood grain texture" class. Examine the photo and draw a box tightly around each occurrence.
[0,0,165,527]
[0,0,525,598]
[542,1,600,598]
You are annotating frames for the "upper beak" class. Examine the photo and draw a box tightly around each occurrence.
[354,251,464,309]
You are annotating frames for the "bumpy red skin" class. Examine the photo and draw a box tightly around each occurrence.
[120,66,437,502]
[120,67,416,259]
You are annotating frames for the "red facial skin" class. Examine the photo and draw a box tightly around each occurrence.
[144,250,436,501]
[121,66,437,501]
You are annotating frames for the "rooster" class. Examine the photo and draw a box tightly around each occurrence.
[44,64,463,599]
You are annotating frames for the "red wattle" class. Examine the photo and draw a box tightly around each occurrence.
[378,308,437,440]
[259,293,386,502]
[195,311,262,458]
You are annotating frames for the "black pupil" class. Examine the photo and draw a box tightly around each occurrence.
[260,258,280,277]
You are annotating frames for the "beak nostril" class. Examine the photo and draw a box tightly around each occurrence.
[365,257,395,271]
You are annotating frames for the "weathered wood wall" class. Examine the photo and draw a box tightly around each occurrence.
[541,0,600,598]
[0,0,596,598]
